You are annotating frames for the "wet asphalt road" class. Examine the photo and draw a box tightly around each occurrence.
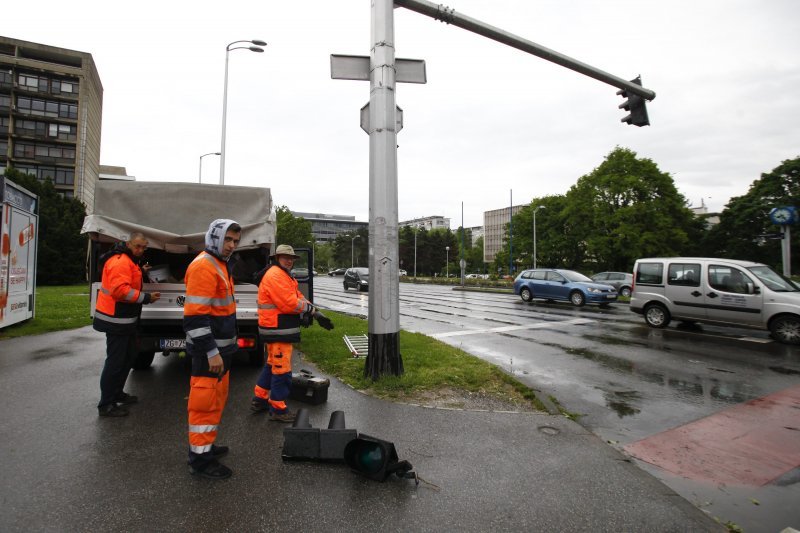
[314,275,800,532]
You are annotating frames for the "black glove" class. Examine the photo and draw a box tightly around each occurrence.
[315,311,334,330]
[300,313,312,327]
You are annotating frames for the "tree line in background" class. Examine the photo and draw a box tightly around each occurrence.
[277,147,800,278]
[6,147,799,286]
[497,148,800,276]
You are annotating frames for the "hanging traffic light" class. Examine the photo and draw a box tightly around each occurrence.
[616,76,650,127]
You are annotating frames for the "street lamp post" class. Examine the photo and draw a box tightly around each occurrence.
[307,240,315,270]
[533,205,546,269]
[413,224,421,278]
[445,246,450,278]
[198,152,220,183]
[220,39,266,185]
[351,235,361,268]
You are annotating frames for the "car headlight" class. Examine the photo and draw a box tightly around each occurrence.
[586,287,601,294]
[360,280,368,284]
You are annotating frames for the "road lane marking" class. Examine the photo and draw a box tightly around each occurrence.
[430,317,596,338]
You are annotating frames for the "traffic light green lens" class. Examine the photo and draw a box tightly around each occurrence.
[357,445,385,474]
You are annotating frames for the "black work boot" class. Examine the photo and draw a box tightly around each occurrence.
[115,392,139,405]
[211,444,229,459]
[98,403,129,417]
[189,459,232,480]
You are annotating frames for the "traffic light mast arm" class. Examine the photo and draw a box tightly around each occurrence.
[394,0,656,101]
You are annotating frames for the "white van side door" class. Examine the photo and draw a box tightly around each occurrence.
[705,264,763,326]
[663,261,707,321]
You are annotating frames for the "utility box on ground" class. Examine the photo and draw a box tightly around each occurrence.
[0,177,38,329]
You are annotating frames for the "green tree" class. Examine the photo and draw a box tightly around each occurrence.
[704,156,800,270]
[332,228,368,268]
[274,206,313,249]
[564,147,697,271]
[3,168,87,285]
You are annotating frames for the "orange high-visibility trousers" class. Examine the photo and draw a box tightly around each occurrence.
[188,372,230,455]
[266,342,293,413]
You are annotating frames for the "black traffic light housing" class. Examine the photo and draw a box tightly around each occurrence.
[344,434,417,483]
[617,76,650,127]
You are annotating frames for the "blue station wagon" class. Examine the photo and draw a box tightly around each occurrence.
[513,268,618,307]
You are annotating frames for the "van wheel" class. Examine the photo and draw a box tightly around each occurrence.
[770,316,800,344]
[132,351,155,370]
[644,303,670,328]
[520,287,533,302]
[620,286,632,297]
[570,291,586,307]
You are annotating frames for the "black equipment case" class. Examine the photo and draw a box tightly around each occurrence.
[290,370,330,405]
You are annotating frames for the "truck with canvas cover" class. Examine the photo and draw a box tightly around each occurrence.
[82,180,313,368]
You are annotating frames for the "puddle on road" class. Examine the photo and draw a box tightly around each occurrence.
[541,341,755,409]
[599,388,642,418]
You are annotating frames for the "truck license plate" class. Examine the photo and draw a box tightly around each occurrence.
[160,338,186,350]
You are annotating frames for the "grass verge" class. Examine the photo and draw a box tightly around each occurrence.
[299,310,546,412]
[0,284,91,339]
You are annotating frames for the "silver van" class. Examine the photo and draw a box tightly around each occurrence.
[630,257,800,344]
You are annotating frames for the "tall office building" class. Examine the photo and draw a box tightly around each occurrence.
[291,211,369,243]
[0,36,103,206]
[483,205,524,264]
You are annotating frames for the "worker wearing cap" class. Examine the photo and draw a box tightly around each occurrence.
[251,244,315,422]
[184,219,241,479]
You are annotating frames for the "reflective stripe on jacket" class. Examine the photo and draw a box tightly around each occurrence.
[93,251,148,334]
[258,264,311,344]
[183,251,238,358]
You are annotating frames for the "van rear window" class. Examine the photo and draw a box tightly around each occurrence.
[636,263,663,284]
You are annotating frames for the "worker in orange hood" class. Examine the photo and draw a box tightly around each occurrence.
[184,219,240,480]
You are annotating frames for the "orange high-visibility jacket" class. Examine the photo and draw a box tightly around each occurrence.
[258,265,312,344]
[183,251,238,358]
[93,250,150,334]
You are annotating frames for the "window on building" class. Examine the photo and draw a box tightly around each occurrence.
[56,168,74,185]
[0,95,10,109]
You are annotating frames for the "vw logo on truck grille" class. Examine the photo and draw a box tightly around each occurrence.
[176,295,185,307]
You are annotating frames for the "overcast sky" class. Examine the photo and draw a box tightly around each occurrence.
[7,0,800,228]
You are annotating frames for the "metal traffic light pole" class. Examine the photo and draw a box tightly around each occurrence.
[394,0,656,101]
[337,0,657,381]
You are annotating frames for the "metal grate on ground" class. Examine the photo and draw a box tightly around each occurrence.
[343,334,368,358]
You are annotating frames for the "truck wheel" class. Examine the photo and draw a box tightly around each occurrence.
[570,291,586,307]
[770,315,800,345]
[132,351,156,370]
[644,303,670,328]
[520,287,533,302]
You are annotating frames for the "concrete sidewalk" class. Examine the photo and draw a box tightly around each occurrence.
[0,327,723,532]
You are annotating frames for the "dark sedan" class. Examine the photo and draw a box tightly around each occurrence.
[328,267,348,276]
[343,267,369,291]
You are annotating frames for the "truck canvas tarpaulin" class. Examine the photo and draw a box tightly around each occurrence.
[0,176,38,329]
[81,181,275,252]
